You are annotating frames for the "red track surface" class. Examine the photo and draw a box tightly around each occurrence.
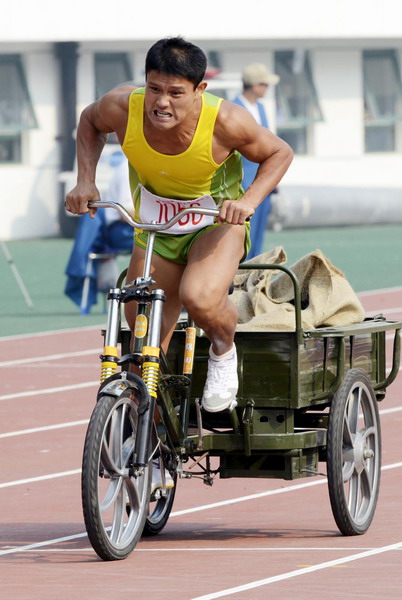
[0,288,401,600]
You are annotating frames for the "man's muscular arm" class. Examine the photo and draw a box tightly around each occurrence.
[214,101,293,225]
[65,88,133,217]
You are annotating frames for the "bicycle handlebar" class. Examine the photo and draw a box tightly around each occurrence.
[88,200,220,232]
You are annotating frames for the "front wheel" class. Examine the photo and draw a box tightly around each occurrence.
[327,369,381,535]
[82,384,151,560]
[143,454,177,536]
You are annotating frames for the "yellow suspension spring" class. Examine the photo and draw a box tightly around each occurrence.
[141,345,160,398]
[142,361,160,397]
[100,346,119,384]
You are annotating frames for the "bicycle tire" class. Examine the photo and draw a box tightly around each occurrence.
[82,384,151,560]
[327,369,381,535]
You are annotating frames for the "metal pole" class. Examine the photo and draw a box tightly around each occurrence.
[0,240,34,309]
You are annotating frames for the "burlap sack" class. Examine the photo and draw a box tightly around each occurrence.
[232,246,287,324]
[234,248,365,332]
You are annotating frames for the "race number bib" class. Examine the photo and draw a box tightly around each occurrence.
[139,185,216,235]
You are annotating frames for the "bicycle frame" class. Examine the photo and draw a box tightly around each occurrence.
[91,200,220,467]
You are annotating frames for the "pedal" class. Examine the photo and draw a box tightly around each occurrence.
[160,374,191,392]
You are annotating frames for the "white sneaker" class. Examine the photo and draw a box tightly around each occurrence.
[150,459,174,494]
[201,345,238,413]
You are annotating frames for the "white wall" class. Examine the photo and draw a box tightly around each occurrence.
[314,49,363,158]
[2,0,402,42]
[2,33,402,240]
[1,45,60,240]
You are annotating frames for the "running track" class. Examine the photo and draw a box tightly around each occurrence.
[0,287,401,600]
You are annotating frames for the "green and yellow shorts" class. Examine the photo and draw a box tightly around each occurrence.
[134,222,251,265]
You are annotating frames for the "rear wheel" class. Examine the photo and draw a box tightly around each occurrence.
[82,385,151,560]
[327,369,381,535]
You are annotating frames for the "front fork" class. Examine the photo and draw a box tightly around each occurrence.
[100,288,121,383]
[99,286,166,468]
[133,289,166,467]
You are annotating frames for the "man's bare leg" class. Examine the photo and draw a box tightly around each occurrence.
[180,224,245,354]
[124,244,186,354]
[179,224,245,412]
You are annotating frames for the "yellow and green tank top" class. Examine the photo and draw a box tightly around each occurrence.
[121,88,244,219]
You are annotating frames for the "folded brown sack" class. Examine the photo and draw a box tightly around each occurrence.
[234,248,365,331]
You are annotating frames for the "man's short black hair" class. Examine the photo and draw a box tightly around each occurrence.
[145,37,207,88]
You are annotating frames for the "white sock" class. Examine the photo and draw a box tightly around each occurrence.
[209,345,236,362]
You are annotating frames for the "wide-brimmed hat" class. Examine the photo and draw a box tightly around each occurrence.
[242,63,280,86]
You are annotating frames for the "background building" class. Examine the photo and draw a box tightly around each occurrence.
[1,0,402,240]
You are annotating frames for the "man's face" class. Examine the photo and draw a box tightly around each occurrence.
[252,82,269,99]
[144,70,206,130]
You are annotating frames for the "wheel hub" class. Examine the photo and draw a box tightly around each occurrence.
[351,431,373,474]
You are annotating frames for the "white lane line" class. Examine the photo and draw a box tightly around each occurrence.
[0,349,99,368]
[0,402,399,440]
[367,307,402,316]
[0,333,384,372]
[1,327,398,367]
[20,546,397,553]
[190,542,402,600]
[4,544,402,554]
[0,420,89,439]
[0,381,98,401]
[0,324,102,342]
[1,361,399,403]
[385,364,402,372]
[0,288,399,343]
[1,462,401,556]
[170,479,327,517]
[381,461,402,471]
[170,461,402,517]
[0,469,81,489]
[358,286,402,297]
[0,532,89,556]
[379,406,402,416]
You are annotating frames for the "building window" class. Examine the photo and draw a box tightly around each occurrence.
[0,55,37,164]
[95,53,133,98]
[204,51,231,98]
[363,50,402,152]
[274,50,323,154]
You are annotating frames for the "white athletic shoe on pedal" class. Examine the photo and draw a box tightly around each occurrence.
[201,345,238,413]
[151,459,174,494]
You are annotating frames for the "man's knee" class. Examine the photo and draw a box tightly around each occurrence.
[181,283,227,322]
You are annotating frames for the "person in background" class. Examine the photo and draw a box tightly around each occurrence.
[233,63,280,259]
[103,151,135,248]
[64,151,134,312]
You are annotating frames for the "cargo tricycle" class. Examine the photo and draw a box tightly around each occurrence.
[80,201,401,560]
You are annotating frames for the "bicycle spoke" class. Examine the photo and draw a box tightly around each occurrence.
[101,436,120,475]
[100,476,123,513]
[360,461,373,500]
[121,435,136,468]
[111,403,126,467]
[110,485,126,543]
[342,460,355,483]
[126,474,143,511]
[348,471,361,519]
[362,425,376,443]
[347,389,359,436]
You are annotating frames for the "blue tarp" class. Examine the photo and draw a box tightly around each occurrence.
[64,210,133,312]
